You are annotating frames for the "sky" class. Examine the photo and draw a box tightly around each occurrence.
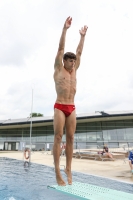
[0,0,133,120]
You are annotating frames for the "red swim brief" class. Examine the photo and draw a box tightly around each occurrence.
[54,103,75,117]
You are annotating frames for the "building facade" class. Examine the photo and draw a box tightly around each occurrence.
[0,111,133,151]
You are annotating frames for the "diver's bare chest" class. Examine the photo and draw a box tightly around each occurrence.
[57,75,76,85]
[58,70,76,81]
[54,67,76,84]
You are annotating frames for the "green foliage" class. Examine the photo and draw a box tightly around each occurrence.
[30,113,43,117]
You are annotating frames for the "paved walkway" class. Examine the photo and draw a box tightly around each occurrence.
[0,151,133,184]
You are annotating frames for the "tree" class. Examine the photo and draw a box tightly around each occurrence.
[30,113,43,117]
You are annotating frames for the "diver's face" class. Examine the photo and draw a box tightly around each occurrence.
[64,58,76,70]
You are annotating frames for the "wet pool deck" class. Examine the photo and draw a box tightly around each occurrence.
[0,151,133,184]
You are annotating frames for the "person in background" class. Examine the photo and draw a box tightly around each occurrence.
[128,150,133,174]
[102,144,114,161]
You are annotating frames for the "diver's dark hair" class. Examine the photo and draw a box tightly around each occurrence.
[63,52,76,61]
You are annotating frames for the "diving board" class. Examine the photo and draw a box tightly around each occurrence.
[47,182,133,200]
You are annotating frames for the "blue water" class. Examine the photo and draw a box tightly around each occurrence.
[0,157,76,200]
[0,157,133,200]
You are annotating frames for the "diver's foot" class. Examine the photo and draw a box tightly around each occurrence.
[64,168,72,185]
[56,171,66,186]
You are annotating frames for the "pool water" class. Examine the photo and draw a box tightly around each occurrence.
[0,157,133,200]
[0,158,76,200]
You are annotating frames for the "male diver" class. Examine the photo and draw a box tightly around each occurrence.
[53,16,88,186]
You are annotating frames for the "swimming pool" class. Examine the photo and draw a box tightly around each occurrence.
[0,157,76,200]
[0,157,133,200]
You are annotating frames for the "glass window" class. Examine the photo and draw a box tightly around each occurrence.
[124,120,133,141]
[30,129,36,142]
[0,130,7,141]
[116,121,126,141]
[102,130,109,142]
[86,122,96,141]
[75,123,86,142]
[106,122,117,141]
[128,142,133,148]
[47,126,54,142]
[6,129,18,141]
[126,128,133,140]
[96,122,103,141]
[35,126,44,143]
[74,133,78,142]
[124,120,133,128]
[102,122,109,142]
[76,123,86,133]
[17,130,23,142]
[23,128,30,142]
[75,133,86,142]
